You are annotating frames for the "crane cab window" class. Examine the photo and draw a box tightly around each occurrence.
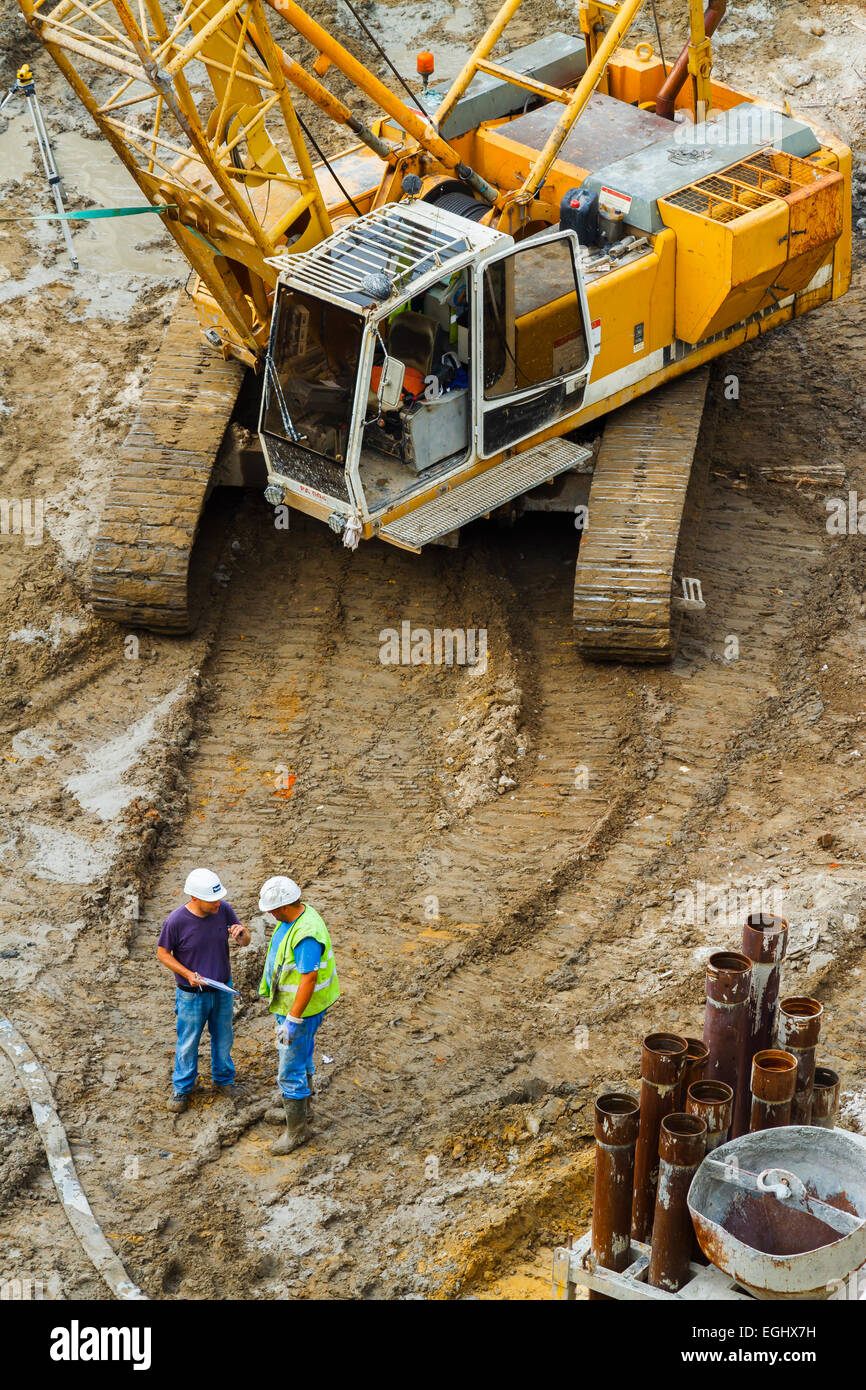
[480,235,589,456]
[483,237,588,399]
[263,288,363,463]
[358,270,473,508]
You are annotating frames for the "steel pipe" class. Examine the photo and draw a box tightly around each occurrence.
[647,1113,707,1292]
[811,1066,841,1129]
[737,913,788,1137]
[776,996,823,1125]
[749,1048,797,1132]
[631,1032,688,1242]
[248,18,394,160]
[675,1036,709,1109]
[655,0,727,119]
[702,951,752,1138]
[265,0,500,202]
[590,1092,640,1295]
[686,1079,733,1152]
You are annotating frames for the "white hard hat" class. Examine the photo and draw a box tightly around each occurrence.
[184,868,228,902]
[258,875,301,913]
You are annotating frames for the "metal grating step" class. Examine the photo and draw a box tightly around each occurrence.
[378,437,592,549]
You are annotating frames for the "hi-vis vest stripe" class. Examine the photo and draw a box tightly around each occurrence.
[258,905,340,1018]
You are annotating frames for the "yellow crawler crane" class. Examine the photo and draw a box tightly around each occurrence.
[18,0,852,657]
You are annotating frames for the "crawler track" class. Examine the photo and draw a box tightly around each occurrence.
[90,298,244,632]
[573,368,711,662]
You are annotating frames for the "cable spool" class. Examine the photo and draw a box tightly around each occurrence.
[421,180,487,223]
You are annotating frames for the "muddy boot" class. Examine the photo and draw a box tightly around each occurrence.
[167,1092,188,1114]
[264,1099,285,1126]
[215,1082,247,1103]
[270,1098,309,1155]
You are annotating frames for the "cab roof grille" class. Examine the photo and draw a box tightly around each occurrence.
[267,200,504,309]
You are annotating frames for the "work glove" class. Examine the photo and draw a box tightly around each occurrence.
[276,1016,302,1047]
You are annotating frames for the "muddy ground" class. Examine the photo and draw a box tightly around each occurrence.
[0,0,865,1301]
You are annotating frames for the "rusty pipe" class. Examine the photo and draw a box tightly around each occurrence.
[686,1079,733,1152]
[703,951,752,1138]
[655,0,727,119]
[591,1092,640,1289]
[737,913,788,1137]
[631,1032,688,1243]
[749,1048,797,1131]
[647,1113,707,1292]
[776,996,823,1125]
[811,1065,841,1129]
[675,1037,709,1109]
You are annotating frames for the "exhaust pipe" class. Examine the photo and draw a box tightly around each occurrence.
[647,1113,707,1292]
[811,1065,841,1129]
[776,996,823,1125]
[749,1049,797,1131]
[631,1032,688,1242]
[655,0,727,120]
[703,951,752,1138]
[737,913,788,1137]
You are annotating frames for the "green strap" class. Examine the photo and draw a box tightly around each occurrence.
[4,201,224,256]
[0,203,177,222]
[183,223,222,256]
[4,204,222,257]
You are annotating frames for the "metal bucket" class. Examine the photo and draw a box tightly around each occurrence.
[688,1126,866,1298]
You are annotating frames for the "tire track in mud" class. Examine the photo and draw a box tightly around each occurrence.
[500,480,829,1086]
[0,469,839,1300]
[54,505,636,1297]
[304,521,638,1146]
[72,478,785,1290]
[322,479,829,1144]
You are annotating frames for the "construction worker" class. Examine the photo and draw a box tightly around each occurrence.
[157,868,251,1113]
[257,876,340,1155]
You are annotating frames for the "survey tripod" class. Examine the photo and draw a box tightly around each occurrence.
[1,64,78,269]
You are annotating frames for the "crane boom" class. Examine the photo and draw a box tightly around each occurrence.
[16,0,335,363]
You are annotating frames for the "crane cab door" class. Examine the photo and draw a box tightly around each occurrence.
[474,229,595,459]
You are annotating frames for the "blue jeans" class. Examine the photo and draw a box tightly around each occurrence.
[276,1012,324,1099]
[173,985,235,1094]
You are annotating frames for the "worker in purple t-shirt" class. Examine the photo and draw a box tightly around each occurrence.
[157,867,251,1114]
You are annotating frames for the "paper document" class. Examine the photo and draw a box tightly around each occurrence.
[197,977,241,996]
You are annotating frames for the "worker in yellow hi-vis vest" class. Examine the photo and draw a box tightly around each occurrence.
[258,876,340,1155]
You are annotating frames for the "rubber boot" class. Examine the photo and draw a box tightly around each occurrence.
[270,1097,310,1155]
[266,1076,313,1126]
